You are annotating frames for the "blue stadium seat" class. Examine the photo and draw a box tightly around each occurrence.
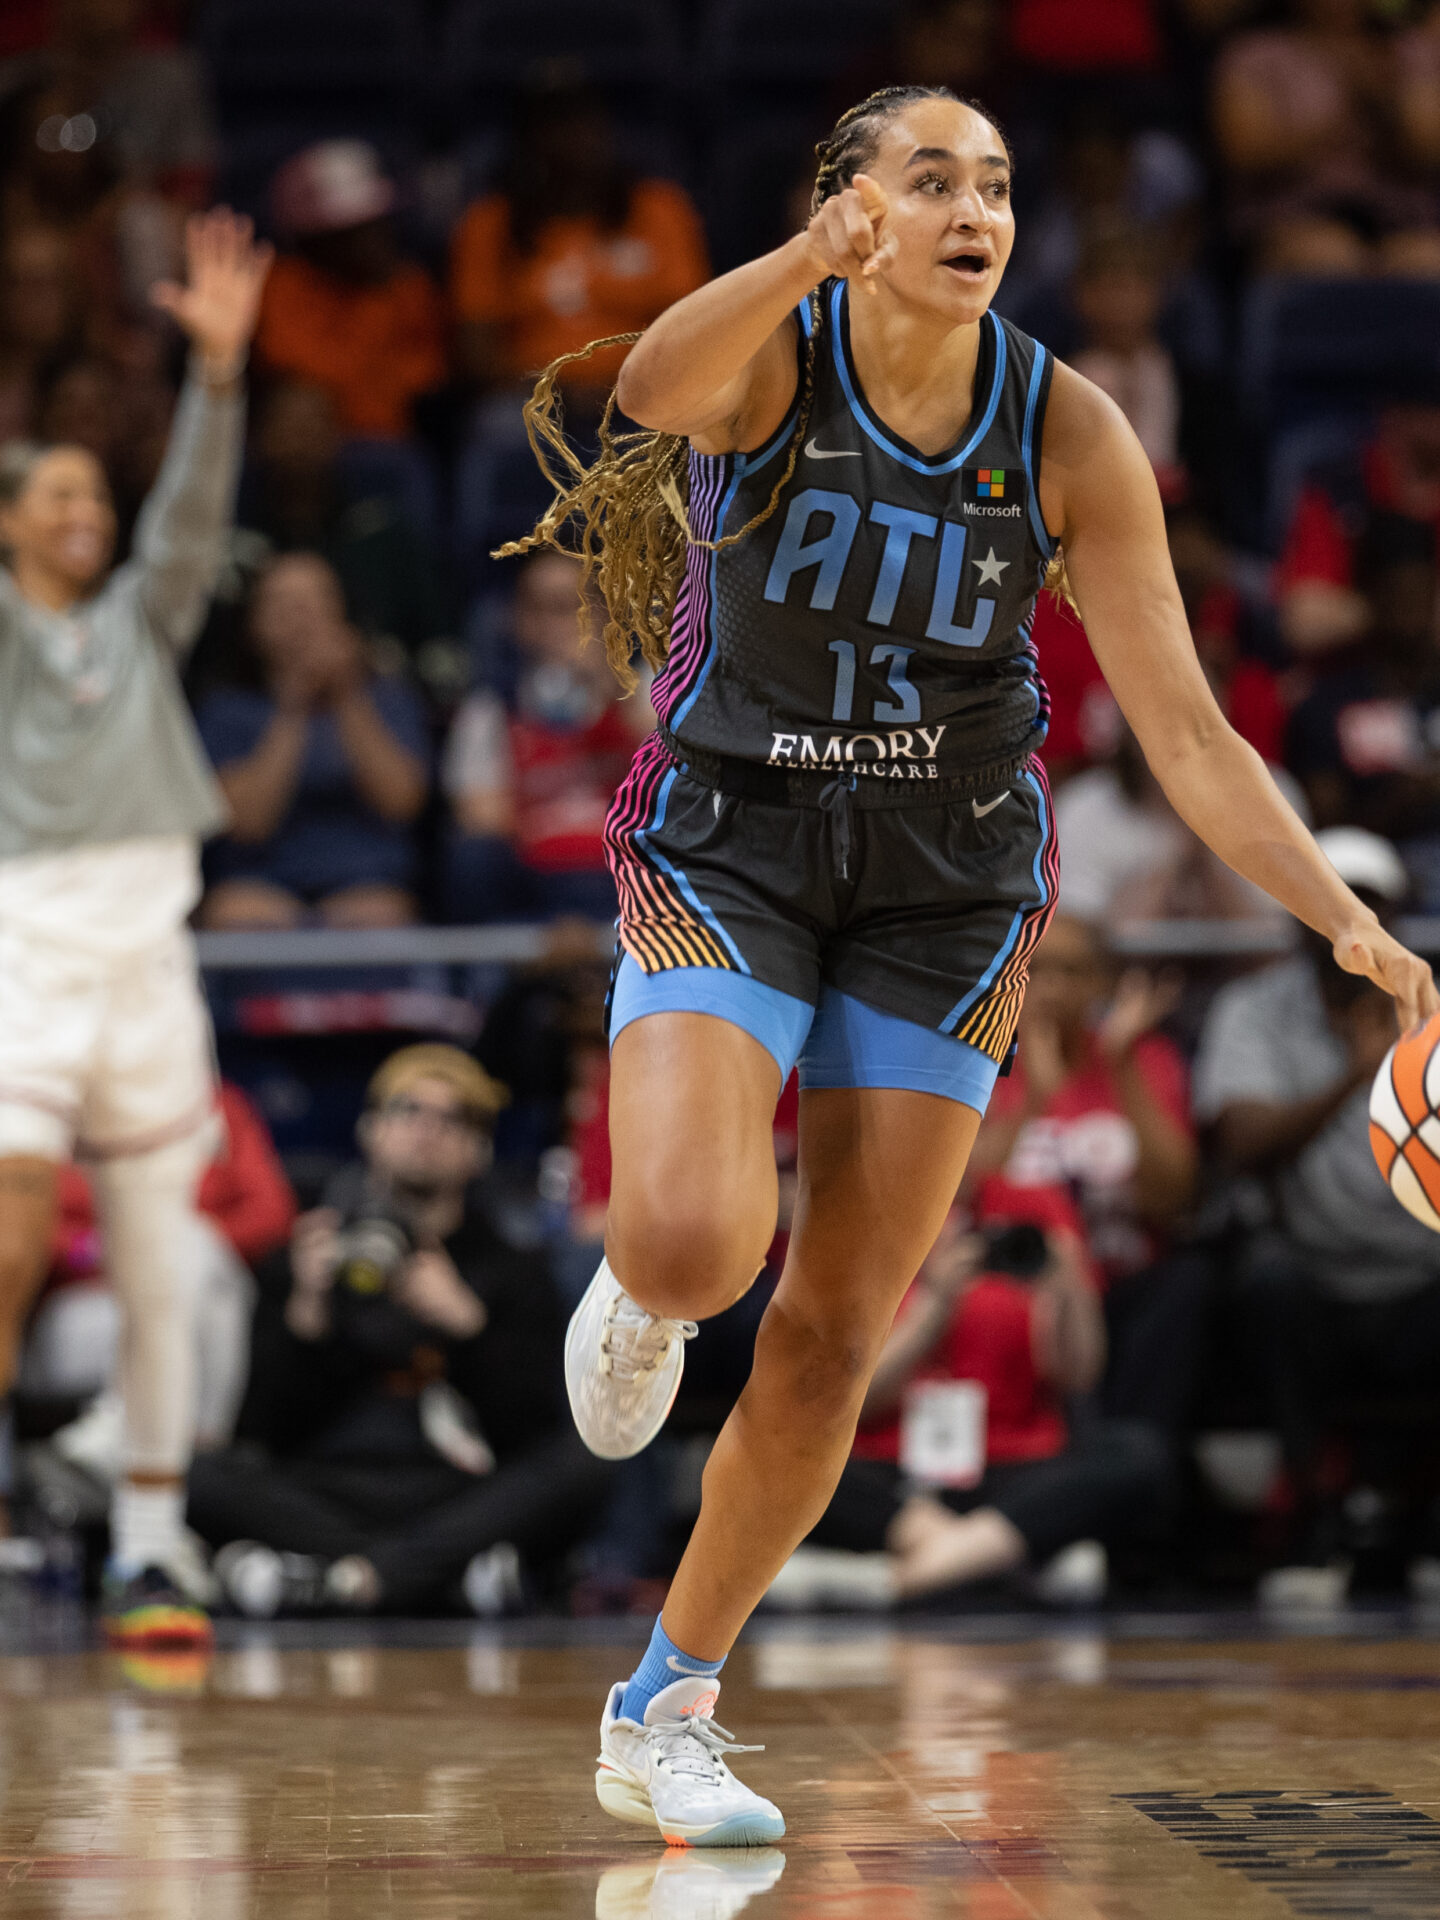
[699,0,898,121]
[1238,278,1440,433]
[440,0,680,129]
[197,0,427,147]
[335,439,442,545]
[452,403,557,596]
[700,113,827,274]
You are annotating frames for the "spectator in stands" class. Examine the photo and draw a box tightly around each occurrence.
[441,552,647,924]
[0,0,216,210]
[257,142,447,443]
[1042,506,1282,782]
[215,380,455,699]
[1397,3,1440,176]
[770,1187,1171,1608]
[197,552,429,929]
[999,107,1204,326]
[0,75,128,325]
[189,1045,611,1617]
[1170,506,1286,765]
[1274,400,1440,658]
[1192,827,1440,1599]
[967,913,1211,1444]
[36,347,173,536]
[1055,722,1305,926]
[1212,0,1440,275]
[1286,538,1440,904]
[0,224,80,441]
[1070,227,1184,500]
[450,81,708,406]
[23,1083,296,1485]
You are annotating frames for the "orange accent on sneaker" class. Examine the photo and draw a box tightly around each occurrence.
[104,1603,214,1651]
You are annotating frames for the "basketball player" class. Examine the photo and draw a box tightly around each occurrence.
[504,88,1438,1844]
[0,210,270,1643]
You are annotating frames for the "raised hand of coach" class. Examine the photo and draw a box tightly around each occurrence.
[150,207,273,384]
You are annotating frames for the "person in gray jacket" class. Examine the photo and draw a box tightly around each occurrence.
[0,208,271,1644]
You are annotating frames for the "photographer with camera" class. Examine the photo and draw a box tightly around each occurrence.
[765,1183,1170,1610]
[188,1044,611,1616]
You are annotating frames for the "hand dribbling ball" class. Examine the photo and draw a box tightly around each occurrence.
[1370,1011,1440,1230]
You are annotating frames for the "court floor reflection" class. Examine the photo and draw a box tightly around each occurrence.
[3,1618,1440,1916]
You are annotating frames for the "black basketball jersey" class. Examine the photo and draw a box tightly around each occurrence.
[651,279,1058,787]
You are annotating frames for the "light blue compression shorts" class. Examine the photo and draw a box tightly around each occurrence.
[609,954,1003,1114]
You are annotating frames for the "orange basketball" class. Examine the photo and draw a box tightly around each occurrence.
[1370,1011,1440,1231]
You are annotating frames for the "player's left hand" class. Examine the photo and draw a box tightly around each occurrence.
[150,207,272,378]
[1333,919,1440,1034]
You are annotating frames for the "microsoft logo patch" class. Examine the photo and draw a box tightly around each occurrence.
[971,468,1005,499]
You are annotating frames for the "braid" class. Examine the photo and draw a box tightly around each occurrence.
[494,309,822,693]
[496,85,1010,689]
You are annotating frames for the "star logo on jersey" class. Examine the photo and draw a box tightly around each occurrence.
[972,547,1009,587]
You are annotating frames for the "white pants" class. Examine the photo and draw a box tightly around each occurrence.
[0,915,219,1477]
[0,922,216,1162]
[20,1213,255,1452]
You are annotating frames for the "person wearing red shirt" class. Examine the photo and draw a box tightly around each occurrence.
[768,1179,1170,1607]
[969,912,1213,1446]
[1274,404,1440,658]
[442,553,651,923]
[1041,509,1285,780]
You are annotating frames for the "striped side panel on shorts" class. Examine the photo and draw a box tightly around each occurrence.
[604,733,735,973]
[649,449,730,729]
[953,758,1061,1063]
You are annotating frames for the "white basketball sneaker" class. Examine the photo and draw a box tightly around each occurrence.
[596,1673,786,1848]
[565,1260,696,1460]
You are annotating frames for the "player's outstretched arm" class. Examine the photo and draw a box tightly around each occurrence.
[615,176,895,454]
[1043,360,1439,1032]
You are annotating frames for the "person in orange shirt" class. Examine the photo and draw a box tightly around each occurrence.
[451,84,709,401]
[257,141,447,441]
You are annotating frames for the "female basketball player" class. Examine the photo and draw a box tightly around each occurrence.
[505,87,1438,1846]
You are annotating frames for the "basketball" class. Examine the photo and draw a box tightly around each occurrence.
[1370,1012,1440,1230]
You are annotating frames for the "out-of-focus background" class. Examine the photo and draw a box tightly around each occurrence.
[13,0,1440,1621]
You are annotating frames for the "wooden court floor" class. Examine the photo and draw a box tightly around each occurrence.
[4,1617,1440,1917]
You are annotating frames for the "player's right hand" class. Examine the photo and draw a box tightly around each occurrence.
[804,173,898,293]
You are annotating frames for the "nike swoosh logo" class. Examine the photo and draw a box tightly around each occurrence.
[973,792,1010,818]
[665,1654,721,1677]
[804,436,860,460]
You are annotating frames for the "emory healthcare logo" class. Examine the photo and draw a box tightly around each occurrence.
[972,467,1005,498]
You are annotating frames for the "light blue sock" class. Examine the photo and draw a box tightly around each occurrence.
[619,1614,725,1723]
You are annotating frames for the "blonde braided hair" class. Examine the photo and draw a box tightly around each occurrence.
[495,84,1072,684]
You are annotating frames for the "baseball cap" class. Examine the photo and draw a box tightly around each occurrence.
[1313,826,1409,905]
[366,1045,508,1126]
[270,140,396,239]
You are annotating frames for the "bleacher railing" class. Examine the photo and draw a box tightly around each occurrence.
[192,918,1440,971]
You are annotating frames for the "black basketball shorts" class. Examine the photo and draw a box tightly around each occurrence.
[602,733,1059,1111]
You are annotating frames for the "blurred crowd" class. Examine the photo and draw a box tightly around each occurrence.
[10,0,1440,1616]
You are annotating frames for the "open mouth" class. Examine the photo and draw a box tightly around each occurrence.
[942,252,989,278]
